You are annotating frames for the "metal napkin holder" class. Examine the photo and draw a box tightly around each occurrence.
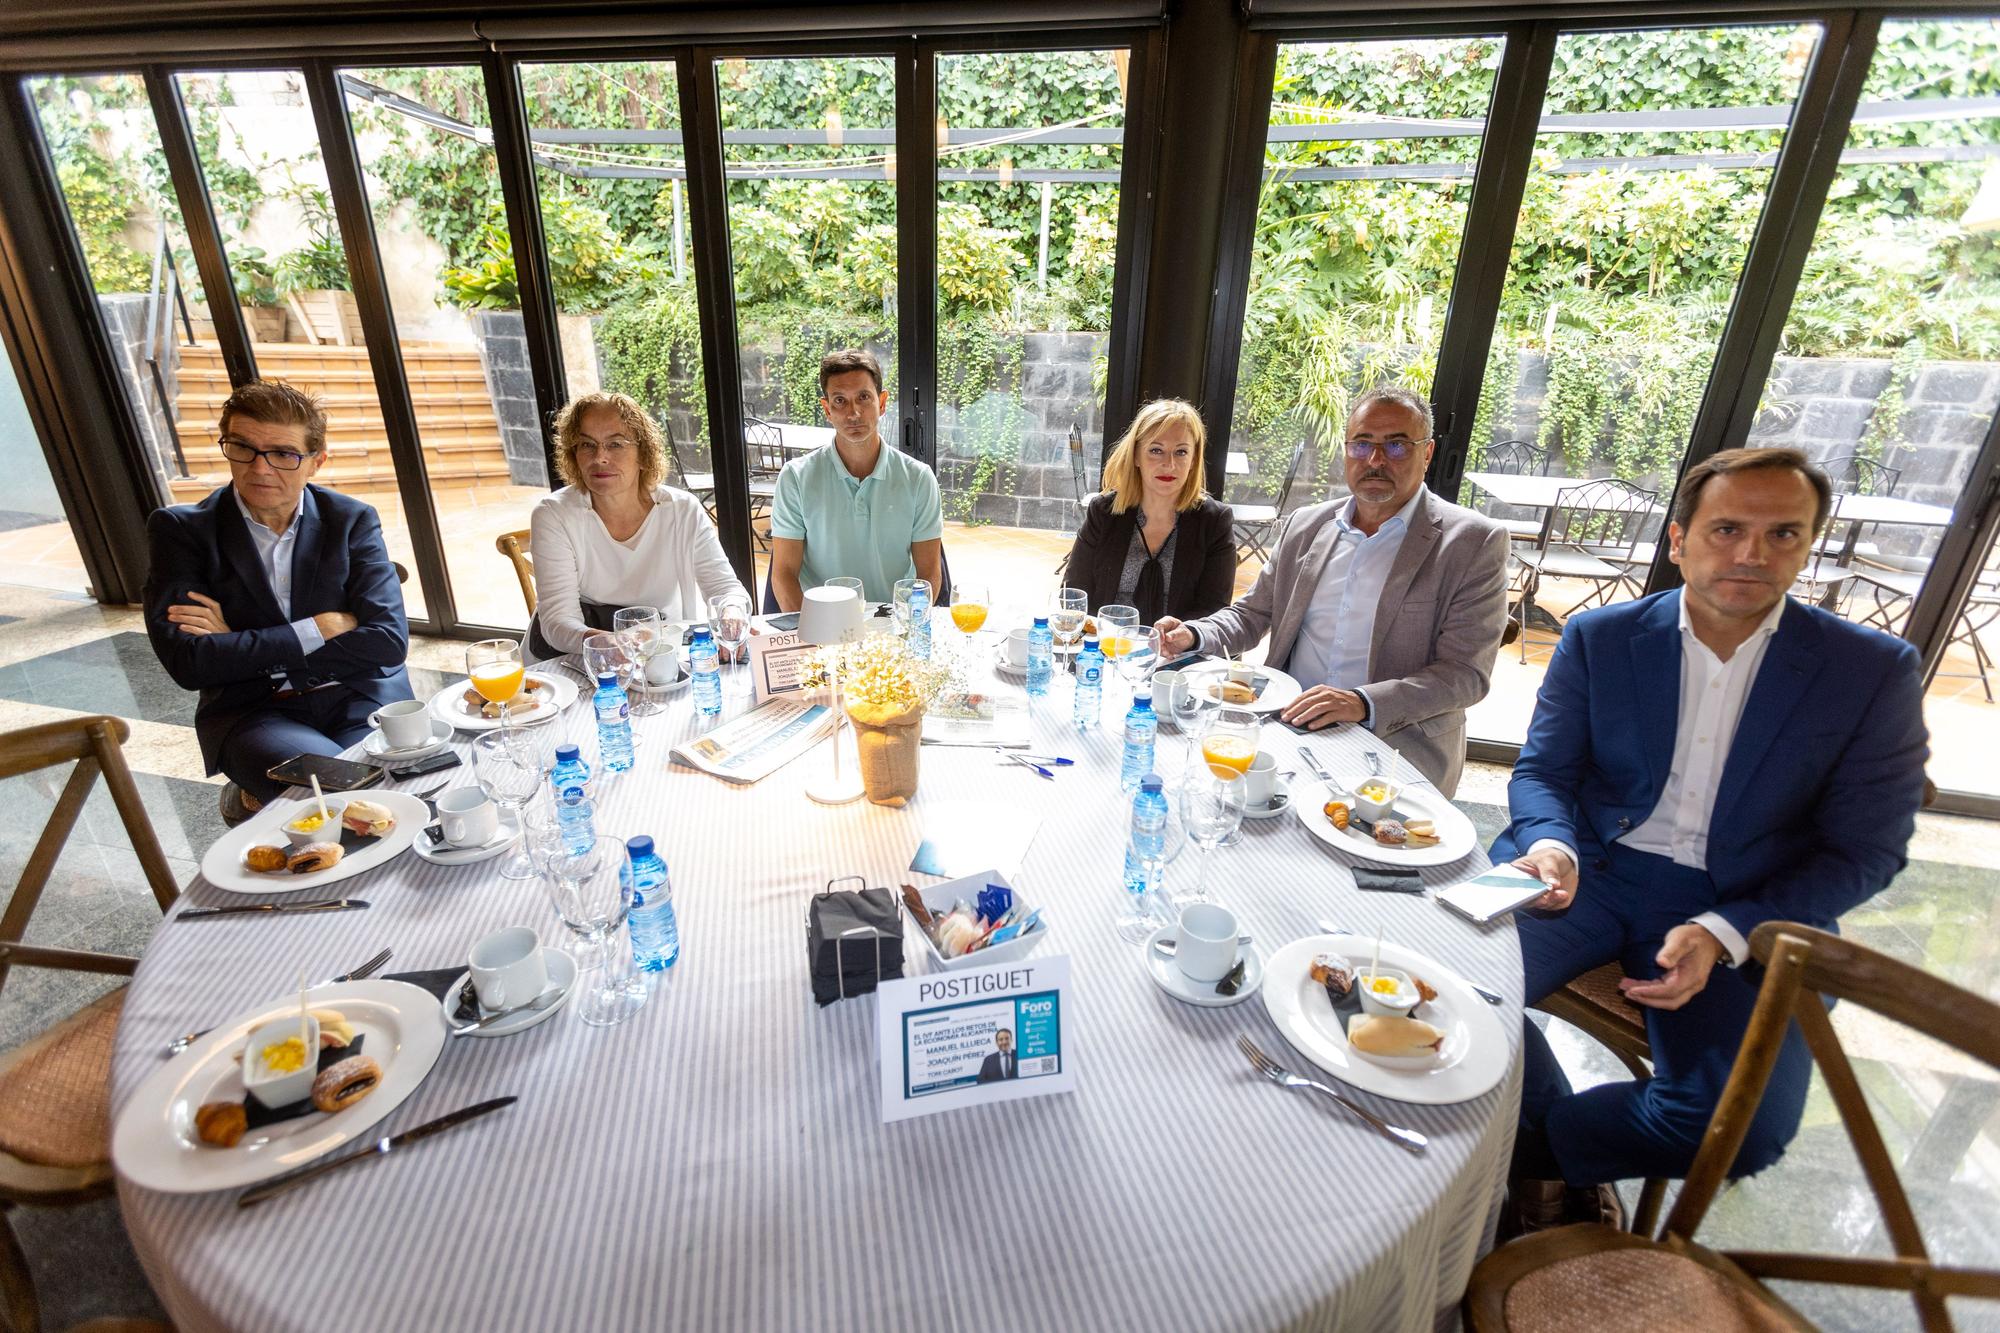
[806,875,904,1005]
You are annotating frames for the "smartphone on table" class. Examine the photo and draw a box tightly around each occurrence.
[265,754,387,793]
[388,750,462,780]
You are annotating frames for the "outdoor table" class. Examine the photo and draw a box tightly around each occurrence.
[1227,449,1250,476]
[747,421,836,456]
[111,634,1523,1333]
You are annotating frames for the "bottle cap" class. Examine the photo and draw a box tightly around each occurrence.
[555,744,580,762]
[1082,634,1098,648]
[1033,615,1048,627]
[596,672,617,687]
[627,835,654,858]
[692,627,713,641]
[1141,774,1163,793]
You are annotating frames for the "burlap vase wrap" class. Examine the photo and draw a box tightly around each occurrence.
[846,697,923,806]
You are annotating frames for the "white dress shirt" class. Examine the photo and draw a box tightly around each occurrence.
[233,489,325,689]
[1284,489,1420,728]
[1530,590,1789,966]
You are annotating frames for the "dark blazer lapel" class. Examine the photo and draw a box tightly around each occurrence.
[215,486,288,627]
[287,485,323,615]
[1627,593,1684,797]
[1367,490,1442,674]
[1713,599,1824,817]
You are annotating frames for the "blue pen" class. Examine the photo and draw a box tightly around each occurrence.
[1018,754,1075,766]
[1005,754,1056,780]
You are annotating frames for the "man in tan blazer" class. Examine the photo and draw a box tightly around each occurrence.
[1158,387,1511,796]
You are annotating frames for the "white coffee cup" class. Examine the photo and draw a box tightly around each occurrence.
[643,640,683,686]
[1151,669,1187,715]
[437,787,500,848]
[1174,903,1239,984]
[1004,626,1032,667]
[1243,752,1280,808]
[370,698,433,749]
[468,926,547,1012]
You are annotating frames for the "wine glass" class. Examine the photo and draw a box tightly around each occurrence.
[1200,705,1260,776]
[467,639,524,711]
[476,730,545,880]
[612,606,665,718]
[709,591,752,702]
[518,795,565,879]
[1119,625,1163,699]
[582,630,643,746]
[1051,587,1087,666]
[949,581,989,651]
[1097,604,1139,697]
[1178,762,1246,905]
[892,577,932,638]
[543,834,649,1027]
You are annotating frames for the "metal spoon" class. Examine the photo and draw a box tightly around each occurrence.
[450,986,562,1036]
[1152,933,1251,958]
[1314,920,1505,1007]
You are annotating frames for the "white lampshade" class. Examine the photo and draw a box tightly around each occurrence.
[799,586,865,646]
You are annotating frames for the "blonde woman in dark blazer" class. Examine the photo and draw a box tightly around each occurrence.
[1062,398,1236,626]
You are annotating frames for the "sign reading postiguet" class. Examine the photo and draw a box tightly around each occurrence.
[875,956,1074,1122]
[748,626,818,704]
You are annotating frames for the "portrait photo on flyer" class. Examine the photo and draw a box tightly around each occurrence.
[876,956,1075,1123]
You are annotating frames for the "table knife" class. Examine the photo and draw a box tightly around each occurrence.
[178,899,370,920]
[1296,745,1335,785]
[236,1096,517,1207]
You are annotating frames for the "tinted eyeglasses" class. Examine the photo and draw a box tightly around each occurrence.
[574,437,637,458]
[220,437,311,471]
[1343,436,1430,462]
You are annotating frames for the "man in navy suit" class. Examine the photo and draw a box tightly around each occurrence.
[144,381,414,819]
[1494,446,1927,1227]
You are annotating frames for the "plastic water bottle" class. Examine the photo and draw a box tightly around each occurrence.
[1120,694,1157,793]
[623,836,681,972]
[1026,615,1053,698]
[592,672,635,774]
[689,627,721,716]
[908,582,932,660]
[550,744,595,854]
[1122,774,1169,895]
[1072,634,1104,732]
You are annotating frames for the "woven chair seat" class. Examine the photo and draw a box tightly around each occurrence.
[1501,1245,1795,1332]
[0,987,124,1169]
[1568,962,1646,1035]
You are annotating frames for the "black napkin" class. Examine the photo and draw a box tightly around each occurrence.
[807,887,904,1006]
[386,967,480,1021]
[1354,866,1426,894]
[242,1034,368,1128]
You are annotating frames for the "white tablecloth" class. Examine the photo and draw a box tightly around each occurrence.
[111,653,1522,1333]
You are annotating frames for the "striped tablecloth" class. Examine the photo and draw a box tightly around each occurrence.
[111,655,1523,1333]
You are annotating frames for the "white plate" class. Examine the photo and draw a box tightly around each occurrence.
[1261,936,1508,1105]
[1143,928,1263,1007]
[1293,778,1478,867]
[200,791,429,896]
[1243,778,1293,820]
[412,809,519,866]
[113,980,448,1193]
[1180,660,1304,713]
[440,949,577,1036]
[363,717,455,762]
[428,670,579,732]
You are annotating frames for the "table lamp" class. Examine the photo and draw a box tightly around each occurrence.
[799,585,867,805]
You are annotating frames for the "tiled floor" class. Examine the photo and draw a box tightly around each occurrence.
[1,570,1998,1328]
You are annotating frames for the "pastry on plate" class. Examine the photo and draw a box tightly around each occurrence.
[1372,819,1408,846]
[1347,1013,1446,1059]
[340,799,396,838]
[194,1101,248,1148]
[1322,800,1350,830]
[287,841,343,874]
[1403,818,1441,849]
[243,844,289,874]
[311,1054,382,1113]
[311,1007,356,1049]
[1211,681,1256,705]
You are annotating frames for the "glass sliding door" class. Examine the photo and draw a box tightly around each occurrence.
[933,47,1130,609]
[1225,36,1504,589]
[338,65,547,631]
[172,68,432,618]
[0,345,87,593]
[1460,23,1825,748]
[714,54,899,593]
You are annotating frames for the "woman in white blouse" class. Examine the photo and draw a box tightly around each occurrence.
[525,392,749,662]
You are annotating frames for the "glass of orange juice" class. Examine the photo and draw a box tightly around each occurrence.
[467,639,525,709]
[948,582,989,644]
[1200,706,1259,774]
[1096,604,1139,669]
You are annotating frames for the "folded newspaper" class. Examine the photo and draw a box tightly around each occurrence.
[670,698,836,784]
[921,690,1032,748]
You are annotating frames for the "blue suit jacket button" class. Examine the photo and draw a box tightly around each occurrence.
[1617,817,1632,829]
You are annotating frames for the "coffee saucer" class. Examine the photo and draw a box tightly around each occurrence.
[992,647,1028,679]
[440,948,578,1037]
[1243,779,1293,820]
[413,810,520,866]
[1143,927,1264,1008]
[364,718,454,761]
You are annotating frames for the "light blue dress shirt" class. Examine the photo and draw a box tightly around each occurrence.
[1285,490,1422,729]
[233,489,325,684]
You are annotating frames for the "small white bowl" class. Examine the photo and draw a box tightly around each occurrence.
[283,798,347,850]
[905,870,1047,973]
[241,1013,321,1110]
[1352,779,1399,825]
[1356,966,1420,1018]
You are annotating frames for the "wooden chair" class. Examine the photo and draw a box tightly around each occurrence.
[0,716,178,1333]
[1469,921,2000,1332]
[496,529,535,617]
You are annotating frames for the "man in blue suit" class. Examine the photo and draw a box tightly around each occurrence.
[1494,446,1928,1228]
[144,381,414,820]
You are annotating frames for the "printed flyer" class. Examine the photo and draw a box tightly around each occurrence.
[876,956,1074,1122]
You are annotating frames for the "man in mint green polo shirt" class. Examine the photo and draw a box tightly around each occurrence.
[769,348,945,610]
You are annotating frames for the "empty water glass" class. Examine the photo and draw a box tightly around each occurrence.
[612,606,665,718]
[710,591,752,700]
[1051,587,1087,663]
[1178,762,1246,905]
[476,731,544,880]
[543,834,649,1027]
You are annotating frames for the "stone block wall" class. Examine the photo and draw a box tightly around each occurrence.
[471,311,548,487]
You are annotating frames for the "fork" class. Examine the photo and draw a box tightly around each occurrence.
[162,947,395,1056]
[1235,1035,1428,1154]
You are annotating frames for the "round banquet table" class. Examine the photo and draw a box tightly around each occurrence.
[111,645,1523,1333]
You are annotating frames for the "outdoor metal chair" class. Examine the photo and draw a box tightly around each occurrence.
[0,716,178,1333]
[1069,424,1092,514]
[1468,922,2000,1333]
[1233,438,1308,565]
[666,430,717,521]
[1815,452,1904,564]
[746,418,787,553]
[1849,545,2000,703]
[1508,478,1658,662]
[1483,440,1554,543]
